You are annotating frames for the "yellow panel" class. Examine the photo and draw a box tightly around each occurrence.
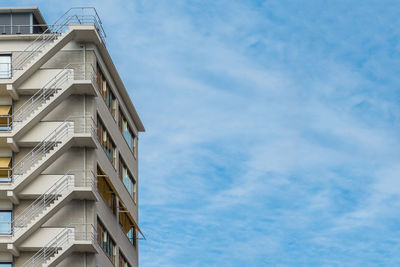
[98,165,144,238]
[0,106,11,115]
[0,157,11,178]
[119,203,144,237]
[0,157,11,168]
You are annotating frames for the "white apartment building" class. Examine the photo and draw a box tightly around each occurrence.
[0,6,145,267]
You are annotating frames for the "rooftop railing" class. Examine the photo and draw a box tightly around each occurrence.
[12,7,105,72]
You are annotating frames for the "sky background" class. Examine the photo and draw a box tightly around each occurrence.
[2,0,400,266]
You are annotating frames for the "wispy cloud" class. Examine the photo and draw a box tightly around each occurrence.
[4,0,400,265]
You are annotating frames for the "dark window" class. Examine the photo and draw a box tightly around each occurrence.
[119,250,132,267]
[119,158,137,202]
[119,109,137,157]
[0,14,11,34]
[119,203,137,247]
[97,64,117,119]
[11,13,30,34]
[97,219,116,264]
[97,117,116,167]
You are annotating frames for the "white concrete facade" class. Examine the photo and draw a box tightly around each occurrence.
[0,7,144,267]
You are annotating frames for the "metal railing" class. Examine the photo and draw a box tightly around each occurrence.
[21,223,97,267]
[0,24,48,35]
[10,116,96,184]
[9,63,96,131]
[10,170,96,237]
[13,7,105,72]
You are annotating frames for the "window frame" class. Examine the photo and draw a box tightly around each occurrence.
[119,250,132,267]
[119,156,137,204]
[118,108,137,159]
[97,165,117,216]
[0,210,12,235]
[97,115,117,169]
[96,63,117,121]
[97,218,117,264]
[0,54,12,79]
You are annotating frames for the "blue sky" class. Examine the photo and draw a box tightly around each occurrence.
[4,0,400,266]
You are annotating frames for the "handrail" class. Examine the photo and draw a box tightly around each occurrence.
[11,115,97,183]
[11,62,96,128]
[0,24,49,35]
[12,7,105,72]
[21,223,96,267]
[11,170,96,237]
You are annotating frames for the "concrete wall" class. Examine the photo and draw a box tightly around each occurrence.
[0,30,140,266]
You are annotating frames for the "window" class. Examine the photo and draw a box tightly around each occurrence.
[97,219,116,264]
[0,12,43,35]
[119,158,137,203]
[0,157,11,182]
[119,250,132,267]
[0,55,11,78]
[0,105,12,130]
[0,263,12,267]
[97,117,116,168]
[119,203,136,247]
[0,211,11,234]
[119,109,137,158]
[97,165,117,215]
[97,64,117,119]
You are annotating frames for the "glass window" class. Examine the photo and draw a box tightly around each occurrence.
[0,263,12,267]
[119,158,137,202]
[0,157,11,182]
[0,105,12,130]
[0,14,11,34]
[0,211,11,234]
[97,116,116,168]
[11,13,30,34]
[119,204,136,247]
[97,165,117,215]
[119,250,132,267]
[97,219,116,264]
[97,64,117,119]
[0,55,11,78]
[119,109,137,157]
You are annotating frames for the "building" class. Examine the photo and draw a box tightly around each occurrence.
[0,6,145,267]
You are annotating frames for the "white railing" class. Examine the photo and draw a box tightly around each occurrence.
[11,116,96,183]
[13,7,105,72]
[9,63,96,130]
[0,24,49,35]
[11,170,96,237]
[21,223,97,267]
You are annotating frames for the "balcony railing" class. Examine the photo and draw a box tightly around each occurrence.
[0,24,48,35]
[0,63,96,132]
[0,116,97,184]
[11,63,96,128]
[10,7,105,73]
[21,223,97,267]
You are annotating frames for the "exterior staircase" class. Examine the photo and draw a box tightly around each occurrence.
[9,116,96,192]
[10,7,105,88]
[21,223,97,267]
[11,170,97,244]
[11,63,96,139]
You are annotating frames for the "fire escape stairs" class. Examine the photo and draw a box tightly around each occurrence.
[10,171,97,246]
[10,29,74,91]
